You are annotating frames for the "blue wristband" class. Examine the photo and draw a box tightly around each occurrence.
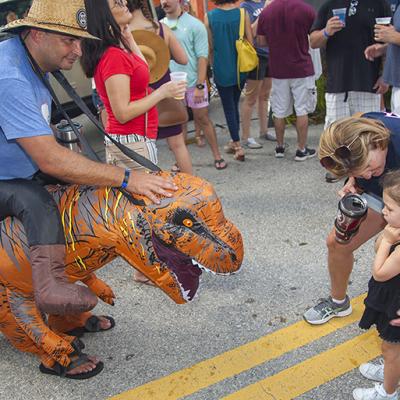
[323,29,330,39]
[120,168,130,189]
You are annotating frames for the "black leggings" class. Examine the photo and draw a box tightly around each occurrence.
[0,178,65,246]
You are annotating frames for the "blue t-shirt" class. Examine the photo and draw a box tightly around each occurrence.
[383,7,400,87]
[0,36,53,180]
[355,112,400,198]
[163,13,209,88]
[240,0,268,56]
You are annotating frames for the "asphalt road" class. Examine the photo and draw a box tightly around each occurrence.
[0,99,379,400]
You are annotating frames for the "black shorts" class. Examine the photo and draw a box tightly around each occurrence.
[247,54,269,81]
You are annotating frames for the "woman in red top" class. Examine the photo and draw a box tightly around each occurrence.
[81,0,186,170]
[81,0,186,285]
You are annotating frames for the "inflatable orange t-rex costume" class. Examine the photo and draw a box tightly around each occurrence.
[0,172,243,372]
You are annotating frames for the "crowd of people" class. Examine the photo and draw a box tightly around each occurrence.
[3,0,400,396]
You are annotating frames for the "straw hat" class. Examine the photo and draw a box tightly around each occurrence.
[131,30,170,84]
[0,0,99,40]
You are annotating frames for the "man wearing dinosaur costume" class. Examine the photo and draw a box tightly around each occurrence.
[0,0,179,378]
[0,171,243,379]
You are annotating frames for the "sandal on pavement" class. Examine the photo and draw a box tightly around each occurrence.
[214,159,227,170]
[39,340,104,380]
[233,143,245,162]
[66,315,115,337]
[223,141,235,154]
[39,358,104,380]
[195,133,206,147]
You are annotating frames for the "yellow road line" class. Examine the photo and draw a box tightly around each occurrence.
[111,294,366,400]
[223,329,381,400]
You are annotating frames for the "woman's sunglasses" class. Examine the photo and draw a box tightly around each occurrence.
[320,135,360,169]
[111,0,126,9]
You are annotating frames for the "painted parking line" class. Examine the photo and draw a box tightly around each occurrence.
[222,329,381,400]
[111,294,366,400]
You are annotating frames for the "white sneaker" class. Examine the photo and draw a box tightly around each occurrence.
[353,384,398,400]
[242,137,263,149]
[259,131,276,141]
[359,360,384,382]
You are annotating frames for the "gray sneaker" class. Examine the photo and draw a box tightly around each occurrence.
[303,295,352,325]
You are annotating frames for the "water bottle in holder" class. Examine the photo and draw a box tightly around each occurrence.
[55,120,82,153]
[334,193,368,244]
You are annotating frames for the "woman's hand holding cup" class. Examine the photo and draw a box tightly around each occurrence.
[161,80,187,100]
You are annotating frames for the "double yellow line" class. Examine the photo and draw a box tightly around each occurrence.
[112,293,381,399]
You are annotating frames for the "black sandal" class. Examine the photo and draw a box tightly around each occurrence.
[214,159,227,170]
[39,340,104,380]
[66,315,115,338]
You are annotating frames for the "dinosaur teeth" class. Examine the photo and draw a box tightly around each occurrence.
[182,289,192,301]
[191,259,216,274]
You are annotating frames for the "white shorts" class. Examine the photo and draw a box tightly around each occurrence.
[391,87,400,115]
[270,76,317,118]
[324,91,381,129]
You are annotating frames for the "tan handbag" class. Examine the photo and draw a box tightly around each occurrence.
[157,97,189,128]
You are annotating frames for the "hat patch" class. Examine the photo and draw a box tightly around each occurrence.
[76,9,87,29]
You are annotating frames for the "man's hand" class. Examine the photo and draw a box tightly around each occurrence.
[193,87,206,104]
[373,76,389,95]
[338,177,358,198]
[325,16,345,36]
[126,171,178,204]
[364,43,386,61]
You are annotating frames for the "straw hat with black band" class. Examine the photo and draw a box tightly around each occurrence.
[131,30,170,84]
[0,0,99,40]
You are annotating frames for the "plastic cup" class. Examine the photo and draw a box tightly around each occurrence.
[170,71,187,100]
[375,17,392,25]
[332,8,347,26]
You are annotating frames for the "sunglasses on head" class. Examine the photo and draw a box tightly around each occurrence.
[111,0,125,9]
[319,135,360,169]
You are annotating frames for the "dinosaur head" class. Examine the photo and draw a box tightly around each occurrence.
[135,171,243,303]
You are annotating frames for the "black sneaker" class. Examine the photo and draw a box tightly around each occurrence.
[294,147,316,161]
[275,146,285,158]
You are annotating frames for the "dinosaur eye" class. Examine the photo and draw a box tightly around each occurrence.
[183,218,194,228]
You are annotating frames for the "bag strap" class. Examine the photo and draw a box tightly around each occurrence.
[237,8,244,89]
[52,71,159,171]
[239,8,245,40]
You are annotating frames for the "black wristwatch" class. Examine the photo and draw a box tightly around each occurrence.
[196,83,205,90]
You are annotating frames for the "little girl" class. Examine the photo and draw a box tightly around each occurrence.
[353,170,400,400]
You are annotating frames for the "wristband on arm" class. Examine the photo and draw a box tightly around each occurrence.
[323,29,330,39]
[120,168,130,189]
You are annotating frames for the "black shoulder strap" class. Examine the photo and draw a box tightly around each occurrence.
[51,70,160,172]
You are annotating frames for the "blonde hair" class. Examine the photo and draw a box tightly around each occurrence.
[382,170,400,205]
[319,117,390,178]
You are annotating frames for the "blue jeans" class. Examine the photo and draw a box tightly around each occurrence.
[216,84,243,142]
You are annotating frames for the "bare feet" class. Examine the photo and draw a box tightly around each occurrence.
[97,316,111,330]
[133,271,156,286]
[66,355,100,376]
